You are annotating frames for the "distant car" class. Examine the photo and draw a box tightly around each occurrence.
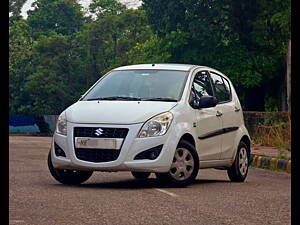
[48,64,251,187]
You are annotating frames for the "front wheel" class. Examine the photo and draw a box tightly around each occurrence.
[227,141,249,182]
[155,140,199,187]
[48,151,93,185]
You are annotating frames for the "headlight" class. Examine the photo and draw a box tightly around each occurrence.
[56,111,67,136]
[138,112,173,138]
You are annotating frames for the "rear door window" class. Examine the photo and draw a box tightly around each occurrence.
[209,72,231,103]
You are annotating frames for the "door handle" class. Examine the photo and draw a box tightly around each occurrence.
[216,111,223,117]
[234,106,240,112]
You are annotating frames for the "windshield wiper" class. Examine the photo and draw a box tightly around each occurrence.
[86,96,142,101]
[85,96,177,102]
[142,97,178,102]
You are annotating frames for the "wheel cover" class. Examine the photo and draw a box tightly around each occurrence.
[239,147,248,176]
[169,148,194,181]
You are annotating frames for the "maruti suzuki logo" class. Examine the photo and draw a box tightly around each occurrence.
[94,128,104,136]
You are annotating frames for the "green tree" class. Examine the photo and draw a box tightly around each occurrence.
[22,34,82,115]
[9,0,27,17]
[9,0,28,25]
[9,20,34,114]
[88,0,126,19]
[27,0,85,39]
[10,2,155,115]
[126,29,189,65]
[142,0,291,110]
[79,8,152,82]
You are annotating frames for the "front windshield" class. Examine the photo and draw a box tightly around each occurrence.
[82,70,189,101]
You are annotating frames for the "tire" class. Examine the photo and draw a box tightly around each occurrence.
[131,172,151,180]
[155,140,199,187]
[48,151,93,185]
[227,141,249,182]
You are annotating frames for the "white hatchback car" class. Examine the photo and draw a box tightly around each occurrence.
[48,64,251,187]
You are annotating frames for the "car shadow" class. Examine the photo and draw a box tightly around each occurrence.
[52,178,231,190]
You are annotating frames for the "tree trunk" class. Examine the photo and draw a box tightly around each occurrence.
[287,40,291,112]
[279,79,287,111]
[34,116,51,135]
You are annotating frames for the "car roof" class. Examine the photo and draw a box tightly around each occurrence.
[114,63,201,71]
[113,63,230,81]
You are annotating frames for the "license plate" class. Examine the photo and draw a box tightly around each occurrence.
[75,137,122,149]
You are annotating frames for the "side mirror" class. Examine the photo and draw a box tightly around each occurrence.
[198,96,218,108]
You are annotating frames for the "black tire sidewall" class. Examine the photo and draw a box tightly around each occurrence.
[48,151,65,183]
[47,151,93,185]
[156,140,199,187]
[228,141,249,182]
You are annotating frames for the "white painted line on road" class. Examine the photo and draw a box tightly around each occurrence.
[154,188,178,197]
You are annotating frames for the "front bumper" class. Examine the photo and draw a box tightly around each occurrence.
[51,122,177,173]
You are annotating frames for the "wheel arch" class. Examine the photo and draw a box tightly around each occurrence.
[178,133,196,148]
[230,126,251,163]
[240,135,251,156]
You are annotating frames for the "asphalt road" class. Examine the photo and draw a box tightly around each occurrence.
[9,136,291,225]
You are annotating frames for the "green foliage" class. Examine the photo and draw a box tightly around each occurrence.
[126,34,171,64]
[142,0,187,34]
[143,0,291,110]
[10,6,152,115]
[79,9,152,76]
[89,0,126,19]
[265,96,279,112]
[9,0,27,18]
[9,20,34,114]
[27,0,84,39]
[9,0,291,115]
[22,34,80,114]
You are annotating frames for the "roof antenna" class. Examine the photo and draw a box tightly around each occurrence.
[152,64,155,67]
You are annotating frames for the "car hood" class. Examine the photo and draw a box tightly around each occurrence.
[66,100,177,124]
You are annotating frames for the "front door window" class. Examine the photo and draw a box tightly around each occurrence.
[192,71,213,97]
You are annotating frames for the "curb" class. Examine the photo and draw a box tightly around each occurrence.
[9,133,53,137]
[250,154,291,173]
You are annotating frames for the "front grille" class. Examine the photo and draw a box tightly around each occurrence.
[74,127,128,138]
[75,149,120,163]
[74,127,128,163]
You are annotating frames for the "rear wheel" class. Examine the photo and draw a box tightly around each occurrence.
[48,151,93,185]
[155,140,199,187]
[227,141,249,182]
[131,172,151,180]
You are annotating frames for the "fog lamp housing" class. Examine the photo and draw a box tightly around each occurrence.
[134,145,163,160]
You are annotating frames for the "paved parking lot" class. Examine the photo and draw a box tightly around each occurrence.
[9,136,291,225]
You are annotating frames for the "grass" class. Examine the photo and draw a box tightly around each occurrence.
[251,115,291,151]
[277,149,291,160]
